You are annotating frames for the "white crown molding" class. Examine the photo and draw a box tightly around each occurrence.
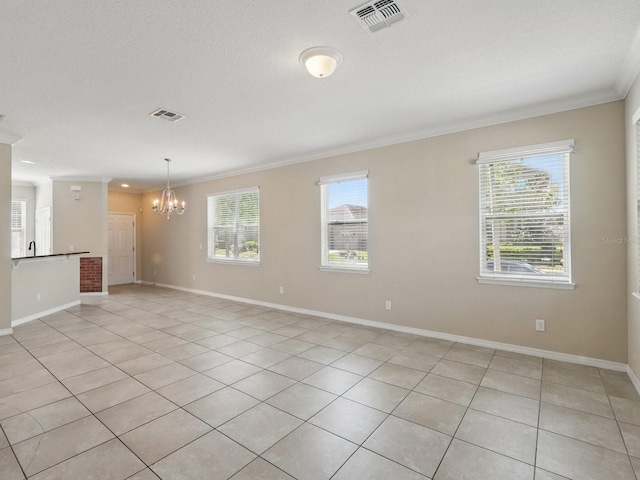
[0,132,22,145]
[49,176,114,183]
[616,25,640,97]
[172,89,622,189]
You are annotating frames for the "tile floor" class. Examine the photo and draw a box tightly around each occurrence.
[1,284,640,479]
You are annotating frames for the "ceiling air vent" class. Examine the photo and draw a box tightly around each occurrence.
[350,0,406,34]
[149,108,185,123]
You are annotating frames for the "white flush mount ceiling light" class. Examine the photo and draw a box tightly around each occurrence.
[299,47,343,78]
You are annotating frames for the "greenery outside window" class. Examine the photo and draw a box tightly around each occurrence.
[477,140,573,287]
[319,171,369,273]
[207,187,260,264]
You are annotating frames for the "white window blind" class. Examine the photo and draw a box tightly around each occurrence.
[207,187,260,263]
[477,140,573,285]
[319,171,369,272]
[11,199,26,258]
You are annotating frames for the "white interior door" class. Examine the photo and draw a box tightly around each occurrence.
[108,213,135,285]
[35,207,52,255]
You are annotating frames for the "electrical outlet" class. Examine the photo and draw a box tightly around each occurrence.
[536,319,545,332]
[192,274,196,281]
[37,293,41,302]
[385,300,392,311]
[279,286,284,294]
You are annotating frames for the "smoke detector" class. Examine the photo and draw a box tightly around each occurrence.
[350,0,406,34]
[149,108,185,123]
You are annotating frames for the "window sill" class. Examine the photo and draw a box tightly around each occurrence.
[477,276,575,290]
[207,258,260,266]
[319,265,370,275]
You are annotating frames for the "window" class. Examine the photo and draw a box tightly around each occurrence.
[319,171,369,272]
[11,199,26,258]
[477,140,573,287]
[635,110,640,293]
[207,187,259,264]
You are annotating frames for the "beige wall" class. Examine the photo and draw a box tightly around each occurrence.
[143,101,627,362]
[0,145,11,331]
[52,179,109,292]
[108,191,143,282]
[627,76,640,376]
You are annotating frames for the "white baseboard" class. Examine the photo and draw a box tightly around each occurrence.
[147,281,627,372]
[80,291,109,297]
[628,365,640,394]
[0,328,14,336]
[11,300,82,328]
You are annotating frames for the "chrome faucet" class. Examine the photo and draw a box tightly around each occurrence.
[28,241,36,257]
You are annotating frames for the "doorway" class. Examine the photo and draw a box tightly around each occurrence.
[108,213,135,285]
[35,206,52,256]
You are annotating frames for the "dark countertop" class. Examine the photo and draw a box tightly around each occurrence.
[11,251,90,266]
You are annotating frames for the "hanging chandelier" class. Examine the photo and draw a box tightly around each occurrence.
[152,158,186,219]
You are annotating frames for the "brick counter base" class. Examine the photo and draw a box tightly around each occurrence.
[80,257,102,293]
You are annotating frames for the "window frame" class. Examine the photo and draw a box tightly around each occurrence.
[11,199,27,258]
[634,107,640,295]
[206,186,260,265]
[318,170,369,274]
[476,140,575,289]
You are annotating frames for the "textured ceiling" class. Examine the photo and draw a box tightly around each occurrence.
[2,0,640,192]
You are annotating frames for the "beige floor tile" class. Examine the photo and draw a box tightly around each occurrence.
[443,344,494,368]
[488,355,542,380]
[387,350,439,372]
[364,415,450,478]
[13,416,114,477]
[39,348,110,379]
[0,382,71,420]
[309,396,388,444]
[126,468,160,480]
[330,353,383,376]
[603,375,640,401]
[152,430,255,479]
[542,365,606,394]
[263,423,357,480]
[184,387,259,427]
[367,363,426,389]
[241,348,291,368]
[134,362,195,389]
[1,397,90,444]
[344,378,409,413]
[29,439,145,480]
[0,446,25,480]
[61,365,130,395]
[470,387,539,426]
[100,345,155,364]
[620,422,640,457]
[268,356,324,381]
[414,373,478,406]
[431,359,486,385]
[178,350,233,372]
[611,396,640,425]
[121,409,212,465]
[541,382,614,418]
[540,402,626,453]
[217,340,265,358]
[544,359,599,375]
[302,366,363,395]
[0,369,57,398]
[534,469,569,480]
[267,383,336,420]
[0,358,48,382]
[434,439,534,480]
[116,353,174,376]
[352,343,399,362]
[271,338,316,355]
[456,409,537,464]
[480,369,541,400]
[298,346,346,364]
[194,333,238,349]
[230,458,294,479]
[322,335,367,353]
[77,377,150,413]
[537,430,635,480]
[233,370,296,401]
[405,339,453,358]
[218,403,303,454]
[96,391,178,435]
[203,359,263,384]
[156,373,224,406]
[394,391,466,436]
[333,447,428,479]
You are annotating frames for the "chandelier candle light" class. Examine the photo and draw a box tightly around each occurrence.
[152,158,186,219]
